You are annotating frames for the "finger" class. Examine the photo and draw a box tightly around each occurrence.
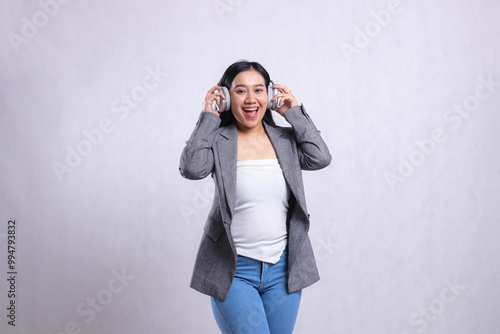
[273,95,288,108]
[272,84,291,93]
[213,91,226,100]
[275,94,298,108]
[206,92,226,104]
[272,84,288,90]
[206,86,222,98]
[204,90,225,112]
[211,92,227,110]
[214,92,226,100]
[272,92,293,101]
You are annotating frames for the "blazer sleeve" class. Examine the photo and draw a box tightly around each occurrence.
[179,111,221,180]
[283,104,332,170]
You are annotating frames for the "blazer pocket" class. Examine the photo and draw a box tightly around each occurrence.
[203,216,225,242]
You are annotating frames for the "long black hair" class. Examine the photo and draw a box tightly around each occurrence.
[217,60,276,127]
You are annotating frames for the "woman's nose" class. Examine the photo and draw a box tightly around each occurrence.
[245,92,256,103]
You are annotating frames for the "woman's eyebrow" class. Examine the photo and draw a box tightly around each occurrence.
[234,84,265,88]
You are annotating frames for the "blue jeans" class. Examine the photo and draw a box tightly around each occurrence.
[210,247,302,334]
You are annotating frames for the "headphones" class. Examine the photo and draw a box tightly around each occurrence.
[212,82,281,112]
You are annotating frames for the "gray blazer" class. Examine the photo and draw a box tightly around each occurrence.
[179,104,331,301]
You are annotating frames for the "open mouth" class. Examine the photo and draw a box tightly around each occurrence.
[242,107,259,118]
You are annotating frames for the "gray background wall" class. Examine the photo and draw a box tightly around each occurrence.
[1,0,499,333]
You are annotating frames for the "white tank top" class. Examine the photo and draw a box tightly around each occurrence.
[231,159,290,263]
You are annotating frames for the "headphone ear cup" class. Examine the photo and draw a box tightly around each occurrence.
[220,86,230,112]
[267,83,278,110]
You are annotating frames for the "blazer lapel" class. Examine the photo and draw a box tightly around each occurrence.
[264,122,308,216]
[216,123,238,221]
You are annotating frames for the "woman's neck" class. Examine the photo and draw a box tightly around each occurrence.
[236,122,266,136]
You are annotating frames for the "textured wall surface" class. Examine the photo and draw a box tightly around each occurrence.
[1,1,499,333]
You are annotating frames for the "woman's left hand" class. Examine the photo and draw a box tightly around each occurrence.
[272,84,299,116]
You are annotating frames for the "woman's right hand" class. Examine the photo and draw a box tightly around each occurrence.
[203,86,226,116]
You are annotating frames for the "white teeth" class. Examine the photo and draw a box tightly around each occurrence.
[243,108,257,111]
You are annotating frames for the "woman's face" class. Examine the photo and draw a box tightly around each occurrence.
[230,69,268,132]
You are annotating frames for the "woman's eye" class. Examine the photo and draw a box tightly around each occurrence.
[255,89,263,93]
[236,90,245,94]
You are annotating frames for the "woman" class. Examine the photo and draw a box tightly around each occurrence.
[179,60,331,333]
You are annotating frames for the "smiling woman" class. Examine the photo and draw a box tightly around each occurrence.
[179,60,332,334]
[231,71,268,126]
[216,61,278,128]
